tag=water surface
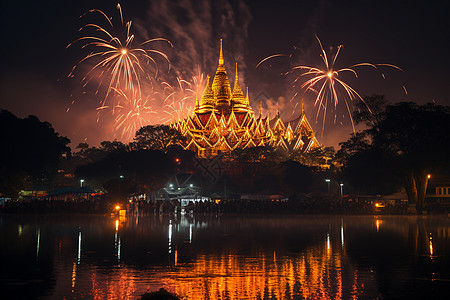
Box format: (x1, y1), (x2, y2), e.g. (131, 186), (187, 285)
(0, 214), (449, 299)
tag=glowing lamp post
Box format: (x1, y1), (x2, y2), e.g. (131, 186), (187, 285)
(80, 179), (85, 187)
(425, 174), (431, 198)
(325, 179), (331, 194)
(340, 183), (344, 198)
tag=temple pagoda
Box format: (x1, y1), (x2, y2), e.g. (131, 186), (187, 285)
(171, 40), (321, 158)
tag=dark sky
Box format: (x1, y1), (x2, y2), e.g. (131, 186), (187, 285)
(1, 0), (449, 148)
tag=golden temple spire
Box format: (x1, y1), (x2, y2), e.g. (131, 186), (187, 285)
(199, 75), (215, 112)
(259, 101), (263, 118)
(302, 100), (305, 114)
(231, 63), (247, 112)
(232, 63), (244, 96)
(245, 87), (249, 103)
(205, 75), (211, 88)
(203, 75), (213, 96)
(212, 39), (231, 110)
(219, 39), (224, 66)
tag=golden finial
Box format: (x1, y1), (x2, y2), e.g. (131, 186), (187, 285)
(219, 39), (224, 66)
(234, 62), (241, 91)
(259, 101), (263, 118)
(302, 100), (305, 114)
(245, 87), (249, 103)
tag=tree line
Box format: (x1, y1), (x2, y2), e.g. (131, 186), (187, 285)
(1, 96), (450, 214)
(338, 96), (450, 212)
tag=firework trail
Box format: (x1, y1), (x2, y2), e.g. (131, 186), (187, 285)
(160, 69), (205, 123)
(107, 87), (156, 141)
(257, 35), (402, 134)
(106, 68), (204, 138)
(68, 3), (172, 109)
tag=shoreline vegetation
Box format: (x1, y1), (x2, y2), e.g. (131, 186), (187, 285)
(1, 196), (447, 215)
(2, 100), (450, 216)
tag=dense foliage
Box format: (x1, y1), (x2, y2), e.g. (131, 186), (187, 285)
(131, 125), (186, 151)
(338, 96), (450, 212)
(0, 110), (70, 198)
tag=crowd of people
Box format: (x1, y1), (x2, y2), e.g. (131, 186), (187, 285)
(0, 198), (110, 214)
(183, 197), (410, 215)
(0, 195), (414, 215)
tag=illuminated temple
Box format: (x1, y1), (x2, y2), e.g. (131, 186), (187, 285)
(172, 40), (320, 158)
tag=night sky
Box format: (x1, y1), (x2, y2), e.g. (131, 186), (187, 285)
(1, 0), (448, 148)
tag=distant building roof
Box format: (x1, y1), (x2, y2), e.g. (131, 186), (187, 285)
(48, 186), (95, 196)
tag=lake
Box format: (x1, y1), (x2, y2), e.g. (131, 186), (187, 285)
(0, 214), (449, 299)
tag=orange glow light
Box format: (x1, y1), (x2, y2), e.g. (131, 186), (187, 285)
(77, 239), (361, 299)
(376, 219), (381, 232)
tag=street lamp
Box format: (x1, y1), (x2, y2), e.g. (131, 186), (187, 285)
(325, 179), (331, 193)
(80, 179), (85, 187)
(425, 174), (431, 198)
(340, 183), (344, 197)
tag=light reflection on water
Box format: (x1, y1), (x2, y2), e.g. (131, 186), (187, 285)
(164, 248), (360, 299)
(0, 214), (449, 299)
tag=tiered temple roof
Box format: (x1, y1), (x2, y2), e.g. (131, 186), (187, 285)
(172, 40), (321, 158)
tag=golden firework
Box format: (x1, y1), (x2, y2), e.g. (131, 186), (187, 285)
(68, 4), (172, 108)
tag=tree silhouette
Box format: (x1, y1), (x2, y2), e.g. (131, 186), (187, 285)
(0, 110), (70, 198)
(131, 125), (186, 151)
(339, 99), (450, 212)
(75, 149), (177, 197)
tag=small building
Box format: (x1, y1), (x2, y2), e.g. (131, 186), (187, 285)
(47, 186), (96, 201)
(18, 189), (48, 200)
(152, 173), (209, 207)
(426, 175), (450, 211)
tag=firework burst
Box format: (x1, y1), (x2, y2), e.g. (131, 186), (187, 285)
(258, 35), (402, 134)
(160, 70), (205, 123)
(68, 3), (172, 108)
(108, 87), (155, 141)
(290, 35), (402, 133)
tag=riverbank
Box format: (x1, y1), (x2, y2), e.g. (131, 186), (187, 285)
(1, 197), (448, 215)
